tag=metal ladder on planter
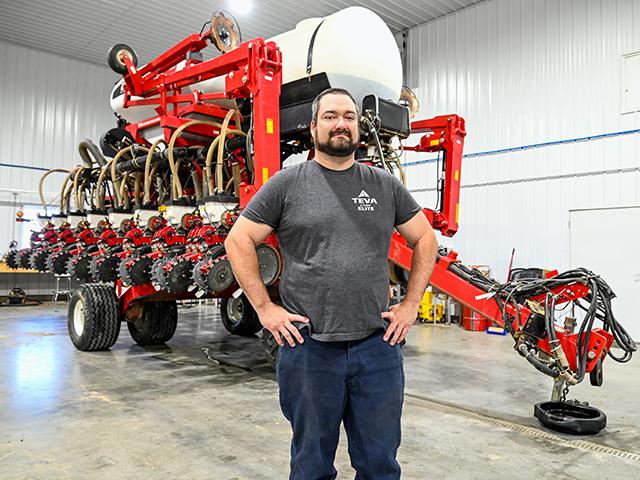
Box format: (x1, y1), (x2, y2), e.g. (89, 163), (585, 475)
(53, 274), (71, 301)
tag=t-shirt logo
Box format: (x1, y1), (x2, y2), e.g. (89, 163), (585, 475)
(352, 190), (378, 212)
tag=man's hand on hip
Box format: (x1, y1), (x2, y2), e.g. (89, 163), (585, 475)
(258, 303), (309, 348)
(382, 301), (419, 346)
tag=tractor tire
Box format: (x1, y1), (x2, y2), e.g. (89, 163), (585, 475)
(67, 283), (121, 351)
(220, 294), (262, 337)
(261, 329), (280, 368)
(127, 301), (178, 345)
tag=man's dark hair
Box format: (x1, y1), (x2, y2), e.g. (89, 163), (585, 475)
(311, 88), (360, 124)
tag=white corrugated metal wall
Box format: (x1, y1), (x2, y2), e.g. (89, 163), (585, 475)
(0, 40), (117, 251)
(402, 0), (640, 280)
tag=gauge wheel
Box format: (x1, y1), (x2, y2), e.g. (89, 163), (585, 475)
(107, 43), (138, 75)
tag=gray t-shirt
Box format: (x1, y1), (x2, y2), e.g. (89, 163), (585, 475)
(241, 160), (421, 342)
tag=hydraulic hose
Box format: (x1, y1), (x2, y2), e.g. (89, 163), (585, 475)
(516, 342), (558, 378)
(446, 262), (636, 382)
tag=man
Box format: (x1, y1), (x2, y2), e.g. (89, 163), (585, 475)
(225, 88), (437, 479)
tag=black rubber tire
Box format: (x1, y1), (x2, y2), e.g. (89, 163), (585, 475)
(220, 294), (262, 336)
(67, 283), (121, 351)
(261, 329), (280, 368)
(534, 401), (607, 435)
(127, 301), (178, 345)
(107, 43), (138, 75)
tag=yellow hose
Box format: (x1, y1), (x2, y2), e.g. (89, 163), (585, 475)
(38, 168), (70, 215)
(95, 158), (114, 210)
(73, 167), (87, 211)
(134, 172), (143, 208)
(167, 120), (222, 199)
(215, 109), (244, 193)
(118, 173), (131, 209)
(110, 145), (149, 208)
(143, 139), (166, 204)
(203, 136), (222, 196)
(191, 170), (203, 200)
(167, 112), (243, 199)
(110, 145), (134, 208)
(60, 166), (81, 214)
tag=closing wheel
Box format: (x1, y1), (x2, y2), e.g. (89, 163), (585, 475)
(220, 294), (262, 336)
(49, 251), (72, 274)
(91, 254), (120, 282)
(166, 260), (194, 293)
(209, 11), (241, 53)
(534, 401), (607, 435)
(29, 249), (49, 272)
(127, 301), (178, 345)
(107, 43), (138, 75)
(67, 283), (121, 351)
(67, 253), (93, 282)
(256, 244), (282, 286)
(151, 256), (171, 291)
(6, 250), (19, 269)
(18, 249), (33, 269)
(207, 257), (235, 292)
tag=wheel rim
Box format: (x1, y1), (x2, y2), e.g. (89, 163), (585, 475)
(73, 299), (85, 336)
(117, 50), (131, 66)
(226, 297), (244, 324)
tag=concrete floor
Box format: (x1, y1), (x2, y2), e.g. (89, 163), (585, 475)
(0, 302), (638, 479)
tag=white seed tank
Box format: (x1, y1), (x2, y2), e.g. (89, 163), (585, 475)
(111, 6), (402, 128)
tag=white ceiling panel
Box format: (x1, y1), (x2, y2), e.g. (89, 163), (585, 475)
(0, 0), (484, 67)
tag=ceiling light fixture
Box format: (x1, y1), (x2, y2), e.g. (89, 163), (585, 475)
(228, 0), (252, 16)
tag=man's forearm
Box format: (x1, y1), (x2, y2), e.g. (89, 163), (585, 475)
(225, 237), (272, 313)
(403, 234), (438, 308)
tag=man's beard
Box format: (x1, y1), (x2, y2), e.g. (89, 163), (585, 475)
(314, 129), (359, 157)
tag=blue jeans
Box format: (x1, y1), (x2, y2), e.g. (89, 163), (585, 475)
(276, 328), (404, 480)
